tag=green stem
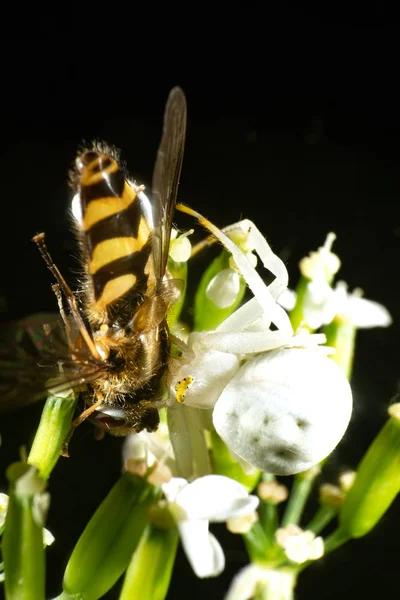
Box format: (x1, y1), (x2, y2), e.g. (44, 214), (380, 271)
(289, 277), (310, 332)
(324, 319), (356, 379)
(3, 464), (47, 600)
(259, 501), (279, 547)
(186, 407), (212, 477)
(28, 392), (78, 480)
(243, 521), (271, 563)
(119, 525), (179, 600)
(306, 505), (337, 534)
(323, 528), (350, 553)
(281, 471), (317, 527)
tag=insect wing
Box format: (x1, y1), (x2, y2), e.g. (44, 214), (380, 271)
(0, 313), (105, 411)
(152, 87), (187, 281)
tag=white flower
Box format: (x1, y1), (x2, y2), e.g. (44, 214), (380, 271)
(206, 268), (242, 309)
(224, 564), (296, 600)
(275, 524), (324, 564)
(0, 492), (55, 546)
(162, 475), (259, 578)
(293, 233), (392, 330)
(302, 280), (392, 330)
(43, 527), (55, 546)
(169, 228), (193, 262)
(333, 282), (392, 328)
(123, 423), (175, 485)
(299, 232), (341, 283)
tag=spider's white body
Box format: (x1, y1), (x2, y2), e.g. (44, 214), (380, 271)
(170, 217), (353, 475)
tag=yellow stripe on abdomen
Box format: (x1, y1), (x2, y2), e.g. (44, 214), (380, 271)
(83, 182), (137, 230)
(93, 274), (137, 311)
(89, 237), (137, 274)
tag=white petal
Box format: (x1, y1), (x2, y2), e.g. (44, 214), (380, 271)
(162, 477), (188, 503)
(206, 269), (241, 308)
(277, 288), (297, 311)
(169, 235), (192, 262)
(122, 432), (149, 464)
(224, 564), (264, 600)
(213, 347), (352, 475)
(0, 493), (9, 511)
(176, 475), (259, 522)
(303, 281), (338, 328)
(43, 528), (55, 546)
(344, 295), (392, 328)
(178, 519), (225, 578)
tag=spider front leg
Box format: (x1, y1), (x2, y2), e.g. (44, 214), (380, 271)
(176, 204), (292, 334)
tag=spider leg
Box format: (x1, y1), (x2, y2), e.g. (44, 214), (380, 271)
(176, 204), (292, 335)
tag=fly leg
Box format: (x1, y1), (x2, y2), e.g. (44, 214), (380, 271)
(33, 233), (102, 361)
(61, 395), (105, 456)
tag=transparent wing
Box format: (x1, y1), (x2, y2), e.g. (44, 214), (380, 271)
(0, 313), (106, 412)
(152, 87), (187, 281)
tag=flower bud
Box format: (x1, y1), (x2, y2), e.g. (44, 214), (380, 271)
(3, 464), (47, 600)
(257, 480), (288, 504)
(119, 524), (179, 600)
(62, 473), (159, 600)
(28, 391), (78, 479)
(319, 484), (345, 509)
(339, 404), (400, 538)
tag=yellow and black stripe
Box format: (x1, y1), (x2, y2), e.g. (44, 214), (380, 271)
(76, 150), (153, 321)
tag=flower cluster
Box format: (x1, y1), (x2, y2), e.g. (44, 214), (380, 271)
(0, 211), (394, 600)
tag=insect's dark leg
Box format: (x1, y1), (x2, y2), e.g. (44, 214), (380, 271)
(61, 396), (105, 456)
(33, 233), (101, 361)
(51, 283), (76, 353)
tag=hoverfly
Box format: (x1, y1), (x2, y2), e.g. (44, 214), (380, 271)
(0, 87), (187, 439)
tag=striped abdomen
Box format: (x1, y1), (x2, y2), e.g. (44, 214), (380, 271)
(75, 150), (155, 325)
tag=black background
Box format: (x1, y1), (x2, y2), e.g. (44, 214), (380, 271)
(1, 17), (400, 600)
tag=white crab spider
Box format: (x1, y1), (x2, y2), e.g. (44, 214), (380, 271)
(171, 205), (352, 476)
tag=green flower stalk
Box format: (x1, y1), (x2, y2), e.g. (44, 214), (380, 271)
(289, 276), (310, 332)
(2, 463), (48, 600)
(60, 473), (160, 600)
(119, 524), (179, 600)
(324, 319), (356, 379)
(306, 483), (345, 534)
(257, 477), (288, 550)
(338, 403), (400, 540)
(28, 391), (78, 480)
(281, 466), (321, 527)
